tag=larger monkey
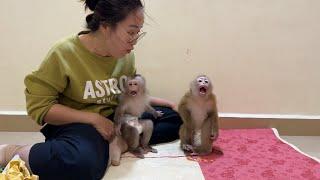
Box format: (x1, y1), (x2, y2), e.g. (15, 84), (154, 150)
(178, 75), (221, 155)
(110, 74), (162, 165)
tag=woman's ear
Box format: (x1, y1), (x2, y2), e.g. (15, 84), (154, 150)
(100, 23), (108, 33)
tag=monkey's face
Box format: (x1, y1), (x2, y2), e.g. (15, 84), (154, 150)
(126, 76), (145, 97)
(191, 76), (212, 97)
(127, 80), (139, 96)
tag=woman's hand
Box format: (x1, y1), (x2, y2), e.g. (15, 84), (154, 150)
(170, 102), (178, 112)
(166, 101), (178, 112)
(89, 113), (115, 141)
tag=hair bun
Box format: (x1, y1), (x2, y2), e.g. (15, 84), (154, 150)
(83, 0), (100, 11)
(85, 13), (94, 24)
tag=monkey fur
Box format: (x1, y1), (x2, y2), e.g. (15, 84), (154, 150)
(178, 75), (222, 155)
(109, 75), (162, 166)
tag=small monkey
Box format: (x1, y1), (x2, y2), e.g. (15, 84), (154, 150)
(110, 75), (162, 165)
(178, 75), (222, 155)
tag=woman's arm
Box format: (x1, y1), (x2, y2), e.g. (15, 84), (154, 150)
(44, 104), (98, 125)
(44, 104), (114, 141)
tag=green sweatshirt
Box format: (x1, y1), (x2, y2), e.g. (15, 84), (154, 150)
(25, 33), (136, 125)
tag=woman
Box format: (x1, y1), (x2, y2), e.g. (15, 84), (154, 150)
(0, 0), (182, 179)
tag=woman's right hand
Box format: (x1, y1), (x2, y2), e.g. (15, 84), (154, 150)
(89, 113), (115, 141)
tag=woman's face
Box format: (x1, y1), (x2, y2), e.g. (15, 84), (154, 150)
(104, 8), (145, 58)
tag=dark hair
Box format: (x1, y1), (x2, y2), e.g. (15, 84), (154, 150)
(83, 0), (144, 31)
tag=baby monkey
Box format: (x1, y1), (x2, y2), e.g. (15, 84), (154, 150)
(178, 75), (222, 155)
(110, 74), (162, 165)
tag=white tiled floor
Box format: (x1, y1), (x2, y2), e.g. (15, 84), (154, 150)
(104, 142), (204, 180)
(280, 136), (320, 159)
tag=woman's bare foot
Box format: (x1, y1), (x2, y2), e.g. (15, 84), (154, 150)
(0, 144), (22, 167)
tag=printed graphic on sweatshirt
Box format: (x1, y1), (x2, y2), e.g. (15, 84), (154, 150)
(83, 75), (127, 104)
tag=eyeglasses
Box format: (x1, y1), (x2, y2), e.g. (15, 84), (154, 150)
(115, 24), (147, 45)
(128, 31), (147, 45)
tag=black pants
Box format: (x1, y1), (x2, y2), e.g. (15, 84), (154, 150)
(29, 106), (182, 180)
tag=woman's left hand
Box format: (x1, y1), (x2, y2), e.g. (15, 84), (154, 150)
(169, 102), (178, 112)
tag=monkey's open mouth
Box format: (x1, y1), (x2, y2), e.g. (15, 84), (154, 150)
(199, 86), (207, 95)
(130, 91), (137, 96)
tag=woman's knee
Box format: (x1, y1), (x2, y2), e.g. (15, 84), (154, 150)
(161, 108), (183, 127)
(30, 123), (110, 179)
(58, 124), (109, 170)
(64, 142), (109, 179)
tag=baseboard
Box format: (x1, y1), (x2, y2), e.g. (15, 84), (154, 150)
(0, 111), (319, 135)
(0, 114), (40, 132)
(220, 114), (320, 136)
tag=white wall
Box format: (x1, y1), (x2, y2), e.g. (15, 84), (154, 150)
(1, 0), (319, 115)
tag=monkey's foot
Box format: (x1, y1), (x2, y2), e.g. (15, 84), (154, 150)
(143, 146), (157, 154)
(185, 151), (199, 156)
(187, 149), (211, 156)
(210, 133), (218, 141)
(132, 152), (144, 159)
(212, 146), (223, 155)
(210, 135), (215, 140)
(181, 144), (194, 153)
(131, 148), (145, 159)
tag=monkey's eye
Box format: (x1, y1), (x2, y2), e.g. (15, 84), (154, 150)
(205, 80), (208, 83)
(198, 80), (202, 83)
(128, 83), (132, 86)
(134, 83), (138, 86)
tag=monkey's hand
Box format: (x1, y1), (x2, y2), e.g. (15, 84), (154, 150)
(155, 111), (164, 118)
(115, 125), (122, 136)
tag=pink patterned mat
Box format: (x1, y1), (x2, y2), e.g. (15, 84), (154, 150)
(196, 129), (320, 180)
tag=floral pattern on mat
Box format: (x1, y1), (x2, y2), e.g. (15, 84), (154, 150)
(197, 129), (320, 180)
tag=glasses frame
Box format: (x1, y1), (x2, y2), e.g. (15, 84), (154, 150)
(128, 31), (147, 45)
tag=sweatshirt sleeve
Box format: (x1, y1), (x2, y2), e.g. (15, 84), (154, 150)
(24, 51), (68, 125)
